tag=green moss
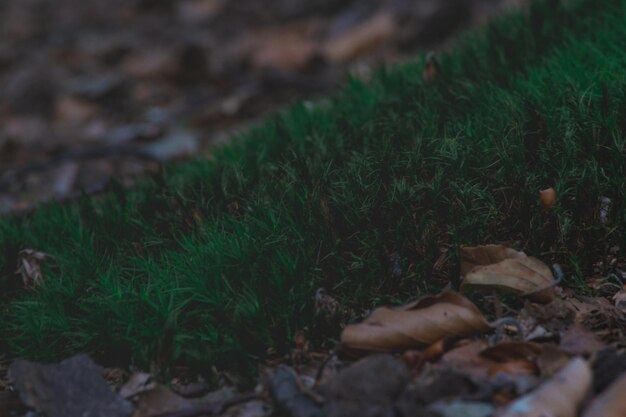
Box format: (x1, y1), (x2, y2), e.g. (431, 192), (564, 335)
(1, 0), (625, 374)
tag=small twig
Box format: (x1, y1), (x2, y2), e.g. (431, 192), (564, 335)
(152, 392), (263, 417)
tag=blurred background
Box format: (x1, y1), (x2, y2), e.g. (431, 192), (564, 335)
(0, 0), (521, 214)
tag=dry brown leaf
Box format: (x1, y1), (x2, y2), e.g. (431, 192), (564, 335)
(440, 340), (492, 378)
(481, 341), (571, 378)
(559, 324), (605, 356)
(460, 245), (527, 276)
(582, 371), (626, 417)
(341, 291), (490, 353)
(539, 188), (557, 209)
(462, 255), (556, 304)
(488, 360), (538, 378)
(323, 11), (395, 63)
(481, 342), (543, 361)
(499, 357), (591, 417)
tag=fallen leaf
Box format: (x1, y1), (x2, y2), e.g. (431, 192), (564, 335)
(462, 254), (556, 303)
(341, 291), (490, 353)
(323, 11), (395, 63)
(16, 249), (52, 288)
(499, 357), (591, 417)
(119, 372), (155, 398)
(440, 340), (491, 378)
(460, 245), (527, 276)
(582, 371), (626, 417)
(482, 341), (571, 378)
(568, 296), (626, 329)
(539, 188), (557, 209)
(559, 324), (605, 356)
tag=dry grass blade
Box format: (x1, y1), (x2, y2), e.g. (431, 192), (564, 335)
(341, 291), (490, 353)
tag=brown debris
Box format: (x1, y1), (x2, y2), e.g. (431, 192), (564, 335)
(323, 11), (395, 63)
(15, 249), (52, 288)
(341, 291), (490, 353)
(461, 245), (556, 303)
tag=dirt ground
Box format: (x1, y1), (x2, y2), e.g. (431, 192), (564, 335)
(0, 0), (519, 214)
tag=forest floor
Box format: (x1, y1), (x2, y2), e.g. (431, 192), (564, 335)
(0, 0), (516, 214)
(1, 0), (626, 416)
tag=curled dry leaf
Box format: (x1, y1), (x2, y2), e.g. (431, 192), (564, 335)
(499, 357), (591, 417)
(482, 341), (571, 378)
(460, 245), (555, 304)
(460, 245), (527, 276)
(582, 371), (626, 417)
(16, 249), (52, 288)
(539, 188), (557, 209)
(341, 291), (490, 353)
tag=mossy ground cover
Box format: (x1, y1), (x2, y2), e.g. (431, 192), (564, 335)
(1, 0), (625, 376)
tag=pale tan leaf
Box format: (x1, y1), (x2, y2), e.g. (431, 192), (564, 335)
(499, 357), (591, 417)
(462, 256), (556, 303)
(582, 371), (626, 417)
(460, 244), (527, 276)
(341, 291), (490, 353)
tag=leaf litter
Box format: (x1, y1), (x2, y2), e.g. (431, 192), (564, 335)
(4, 243), (626, 417)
